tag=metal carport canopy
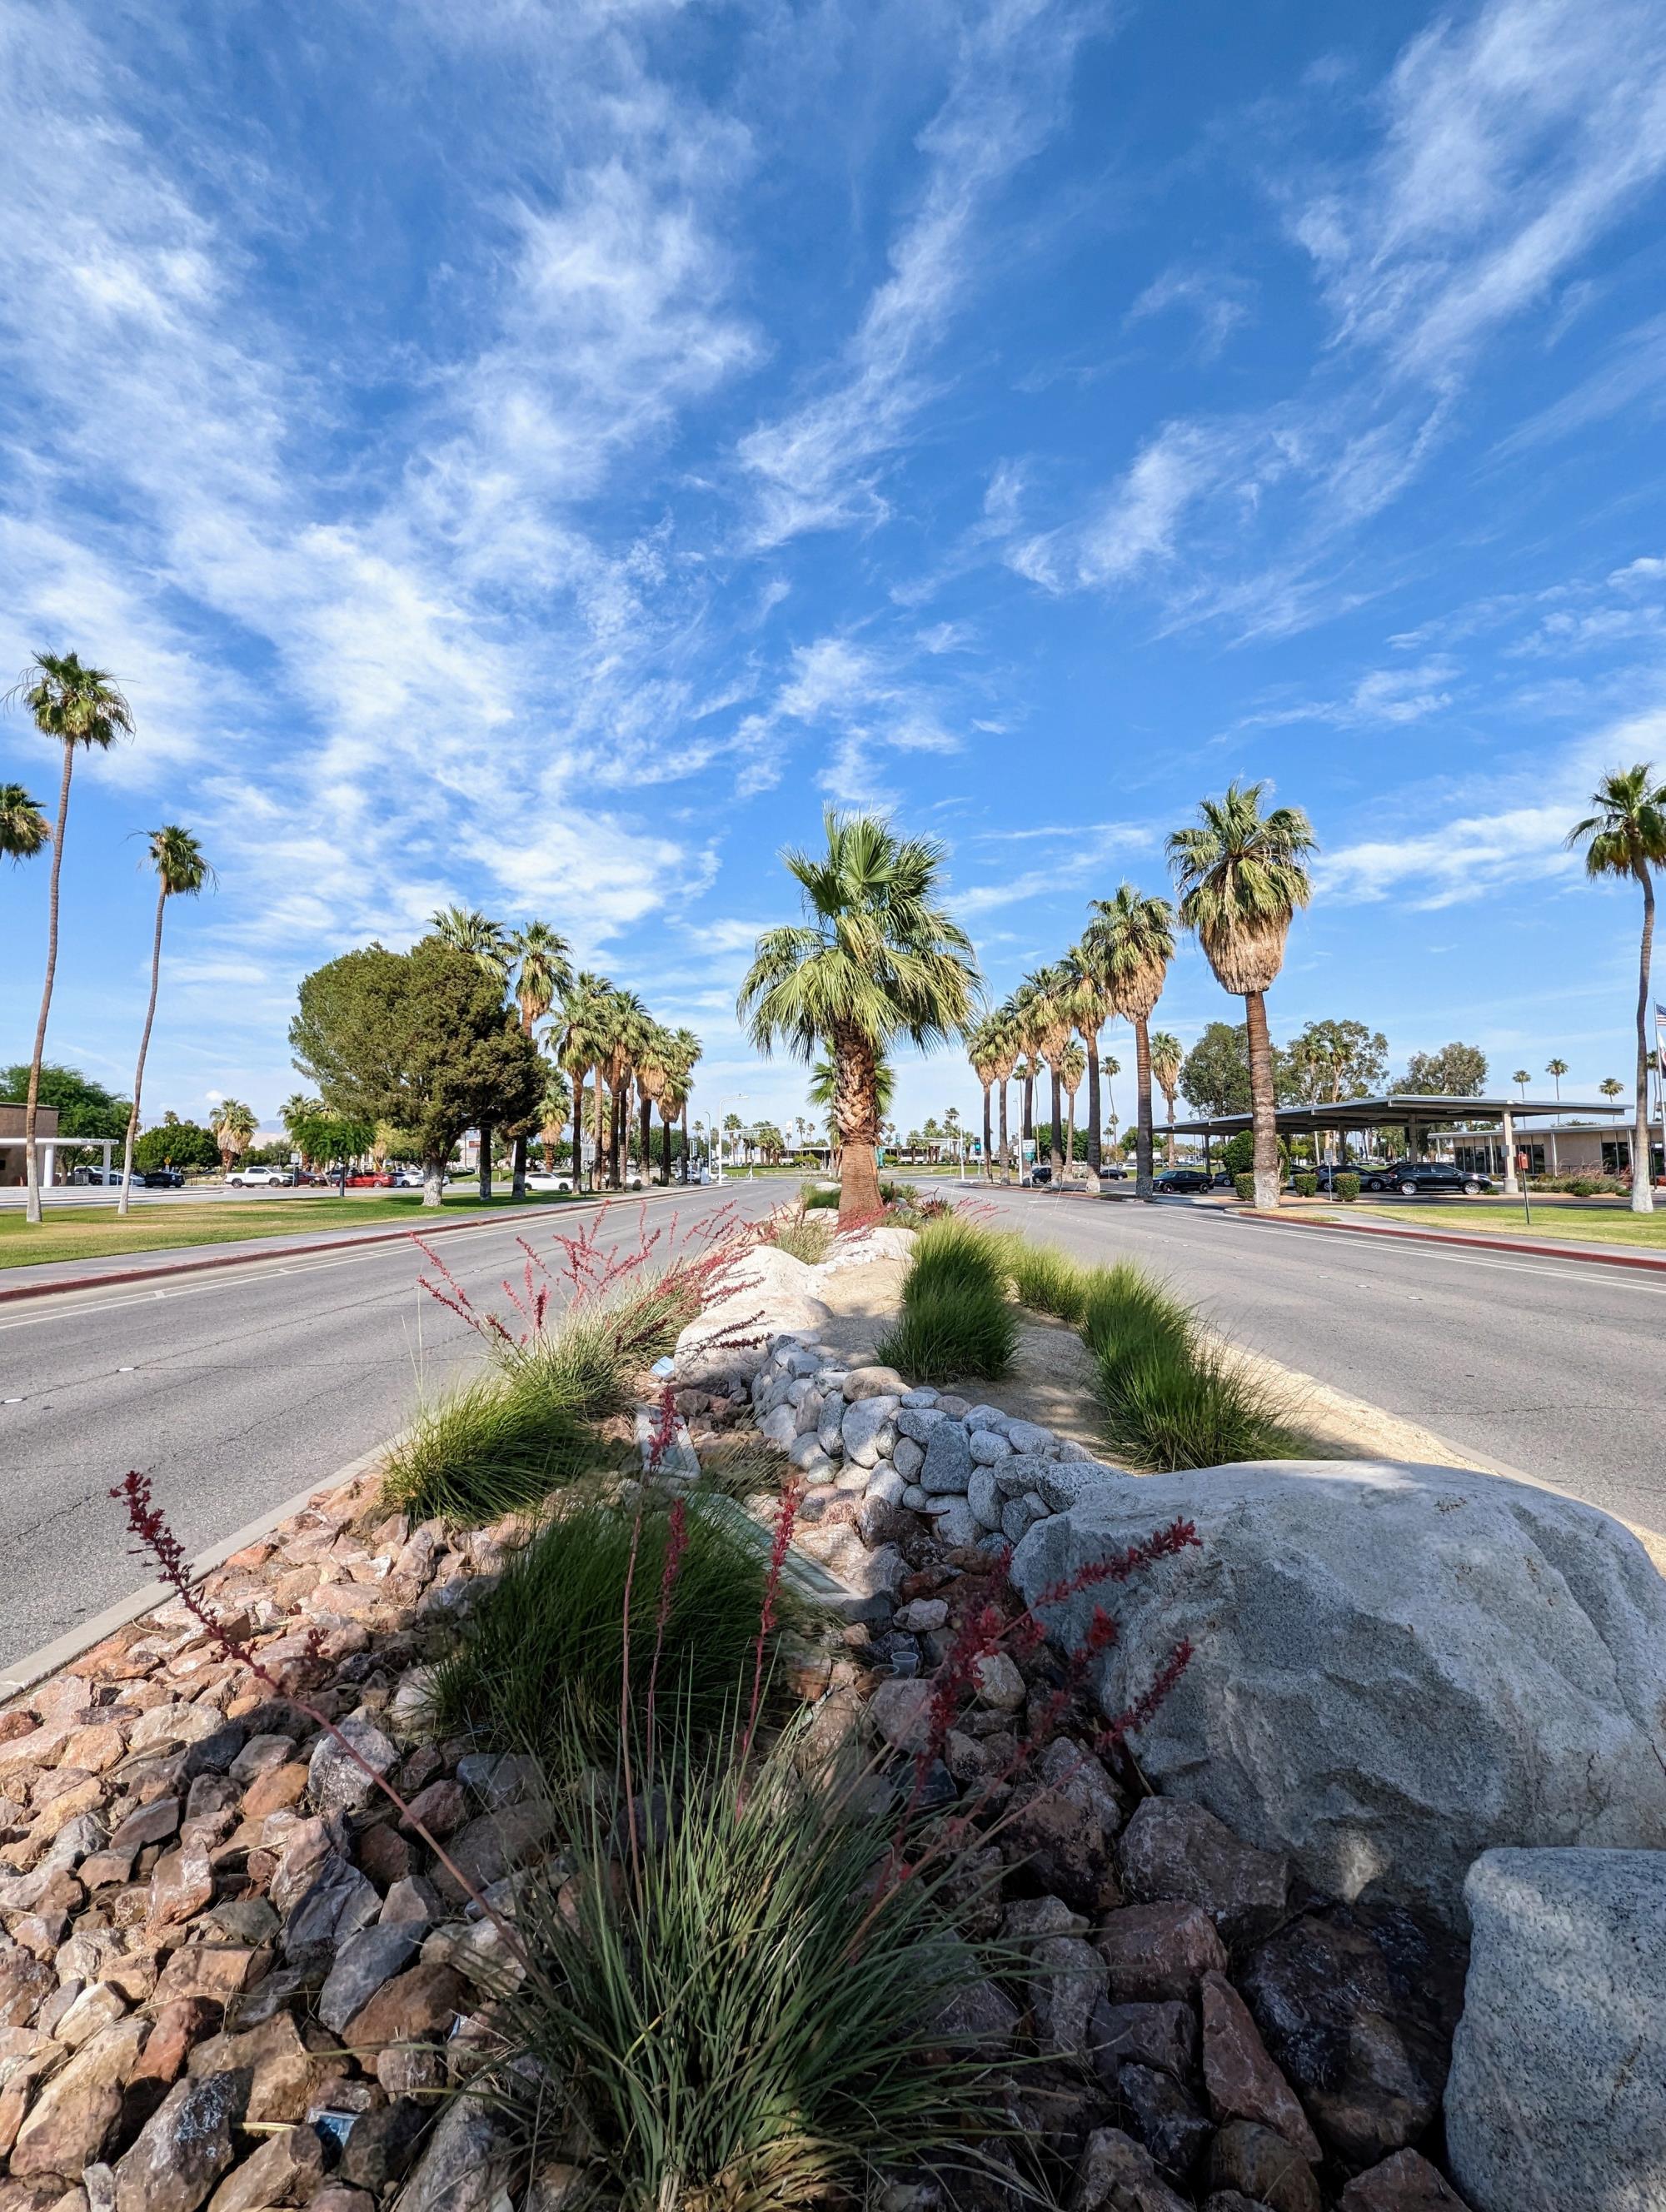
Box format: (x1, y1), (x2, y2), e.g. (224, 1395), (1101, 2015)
(1165, 1094), (1627, 1138)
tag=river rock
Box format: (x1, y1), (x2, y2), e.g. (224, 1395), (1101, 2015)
(1445, 1846), (1666, 2212)
(841, 1397), (899, 1468)
(1012, 1459), (1666, 1922)
(920, 1421), (973, 1494)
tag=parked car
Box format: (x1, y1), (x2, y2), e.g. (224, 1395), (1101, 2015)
(392, 1168), (426, 1188)
(1153, 1167), (1215, 1194)
(1094, 1161), (1129, 1180)
(1360, 1161), (1492, 1198)
(524, 1171), (574, 1192)
(345, 1170), (395, 1188)
(67, 1164), (124, 1185)
(135, 1167), (185, 1189)
(227, 1164), (295, 1187)
(1027, 1163), (1053, 1186)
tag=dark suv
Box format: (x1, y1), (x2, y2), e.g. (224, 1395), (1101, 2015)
(1362, 1161), (1492, 1198)
(1154, 1167), (1214, 1193)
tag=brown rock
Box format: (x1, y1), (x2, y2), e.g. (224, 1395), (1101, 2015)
(399, 1779), (466, 1841)
(10, 2018), (148, 2178)
(1117, 1799), (1292, 1945)
(345, 1960), (467, 2052)
(1098, 1902), (1228, 2001)
(1201, 1972), (1322, 2161)
(1338, 2150), (1475, 2210)
(79, 1852), (135, 1891)
(1071, 2125), (1191, 2212)
(1237, 1903), (1464, 2169)
(204, 2120), (323, 2212)
(1004, 1741), (1126, 1916)
(148, 1842), (213, 1927)
(112, 2066), (249, 2212)
(1090, 1998), (1197, 2084)
(57, 1726), (127, 1776)
(355, 1822), (412, 1888)
(107, 1800), (181, 1855)
(338, 2098), (427, 2190)
(431, 1801), (554, 1901)
(187, 2014), (313, 2125)
(132, 2000), (218, 2089)
(152, 1944), (265, 2008)
(1206, 2121), (1322, 2212)
(305, 2194), (375, 2212)
(238, 1765), (307, 1822)
(0, 1950), (55, 2027)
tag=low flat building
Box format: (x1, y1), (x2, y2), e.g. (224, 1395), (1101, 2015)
(0, 1104), (62, 1188)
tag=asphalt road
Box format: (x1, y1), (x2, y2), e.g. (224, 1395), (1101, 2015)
(970, 1188), (1665, 1537)
(0, 1183), (779, 1672)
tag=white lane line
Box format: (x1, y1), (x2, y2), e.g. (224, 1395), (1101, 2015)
(1228, 1218), (1666, 1296)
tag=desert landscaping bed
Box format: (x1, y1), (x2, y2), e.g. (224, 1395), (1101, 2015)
(0, 1201), (1662, 2212)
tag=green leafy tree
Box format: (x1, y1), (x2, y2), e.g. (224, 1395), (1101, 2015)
(1178, 1021), (1255, 1118)
(1403, 1044), (1489, 1097)
(117, 827), (213, 1214)
(290, 937), (541, 1205)
(1, 784), (49, 864)
(1170, 782), (1315, 1211)
(132, 1120), (219, 1173)
(1, 1062), (131, 1140)
(6, 652), (135, 1221)
(1568, 764), (1666, 1213)
(1284, 1019), (1389, 1105)
(430, 905), (513, 1196)
(1082, 884), (1176, 1198)
(741, 812), (979, 1223)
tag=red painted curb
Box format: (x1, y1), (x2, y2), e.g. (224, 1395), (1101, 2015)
(1236, 1206), (1666, 1274)
(0, 1198), (583, 1306)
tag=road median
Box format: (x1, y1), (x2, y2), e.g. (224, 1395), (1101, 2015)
(1235, 1203), (1666, 1273)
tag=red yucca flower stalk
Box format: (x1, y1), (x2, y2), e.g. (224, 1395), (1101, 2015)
(111, 1471), (525, 1964)
(736, 1478), (803, 1806)
(643, 1495), (689, 1776)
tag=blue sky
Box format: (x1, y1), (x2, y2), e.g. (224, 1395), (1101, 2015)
(3, 0), (1666, 1142)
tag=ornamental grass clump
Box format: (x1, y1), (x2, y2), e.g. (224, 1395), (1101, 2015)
(998, 1232), (1092, 1323)
(764, 1202), (834, 1264)
(380, 1366), (609, 1524)
(876, 1213), (1017, 1382)
(427, 1491), (805, 1771)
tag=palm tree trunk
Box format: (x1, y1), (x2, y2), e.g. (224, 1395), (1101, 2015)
(835, 1029), (882, 1226)
(511, 1130), (528, 1200)
(23, 744), (74, 1227)
(1634, 865), (1657, 1213)
(1022, 1071), (1034, 1143)
(998, 1079), (1010, 1183)
(606, 1083), (621, 1189)
(477, 1121), (493, 1203)
(981, 1081), (993, 1181)
(681, 1101), (690, 1183)
(1085, 1027), (1102, 1174)
(117, 884), (167, 1218)
(639, 1093), (653, 1181)
(1049, 1066), (1064, 1176)
(1245, 989), (1280, 1209)
(1162, 1093), (1177, 1166)
(592, 1072), (606, 1193)
(661, 1110), (672, 1188)
(1065, 1089), (1077, 1176)
(1134, 1015), (1154, 1198)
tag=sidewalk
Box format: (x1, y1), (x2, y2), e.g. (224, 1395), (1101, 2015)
(1238, 1203), (1666, 1274)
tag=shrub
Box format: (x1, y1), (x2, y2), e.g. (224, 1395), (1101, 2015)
(876, 1215), (1017, 1382)
(801, 1181), (841, 1210)
(380, 1366), (606, 1522)
(1233, 1172), (1256, 1203)
(1334, 1171), (1360, 1203)
(1568, 1177), (1599, 1197)
(999, 1233), (1091, 1323)
(426, 1492), (801, 1766)
(1294, 1172), (1319, 1198)
(486, 1712), (1015, 2211)
(766, 1203), (834, 1264)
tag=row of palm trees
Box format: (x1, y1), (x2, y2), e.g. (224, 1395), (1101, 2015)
(426, 907), (703, 1197)
(2, 652), (213, 1223)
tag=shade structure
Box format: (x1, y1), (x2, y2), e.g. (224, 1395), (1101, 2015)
(1165, 1094), (1625, 1139)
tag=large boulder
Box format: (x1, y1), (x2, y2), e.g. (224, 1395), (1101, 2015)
(1445, 1846), (1666, 2212)
(1011, 1460), (1666, 1923)
(674, 1291), (831, 1389)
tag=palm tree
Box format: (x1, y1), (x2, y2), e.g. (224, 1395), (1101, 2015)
(7, 653), (135, 1223)
(983, 1006), (1020, 1182)
(1544, 1056), (1569, 1175)
(1065, 943), (1117, 1173)
(740, 810), (980, 1223)
(599, 989), (650, 1188)
(1568, 765), (1666, 1213)
(430, 906), (511, 1197)
(668, 1029), (702, 1183)
(1020, 964), (1075, 1177)
(1100, 1054), (1121, 1148)
(1169, 783), (1316, 1211)
(1, 784), (49, 864)
(209, 1099), (257, 1171)
(552, 971), (614, 1193)
(117, 828), (213, 1217)
(1512, 1069), (1531, 1101)
(1150, 1031), (1183, 1166)
(1060, 1037), (1086, 1173)
(1083, 884), (1176, 1199)
(536, 1063), (571, 1172)
(506, 923), (572, 1197)
(1600, 1076), (1624, 1103)
(634, 1023), (674, 1183)
(966, 1019), (1000, 1180)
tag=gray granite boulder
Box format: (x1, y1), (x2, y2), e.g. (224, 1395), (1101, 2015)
(1013, 1460), (1666, 1924)
(920, 1420), (973, 1494)
(1446, 1846), (1666, 2212)
(841, 1395), (898, 1467)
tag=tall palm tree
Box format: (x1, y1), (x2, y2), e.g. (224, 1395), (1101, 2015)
(1008, 977), (1045, 1152)
(739, 810), (980, 1223)
(1, 784), (49, 864)
(505, 922), (572, 1197)
(1600, 1076), (1624, 1103)
(1100, 1054), (1121, 1147)
(668, 1028), (702, 1183)
(634, 1023), (674, 1183)
(1060, 1037), (1086, 1174)
(536, 1063), (571, 1172)
(1568, 765), (1666, 1213)
(1083, 884), (1176, 1199)
(209, 1099), (257, 1170)
(7, 653), (135, 1223)
(1170, 784), (1315, 1211)
(1150, 1031), (1183, 1166)
(552, 971), (614, 1193)
(1066, 941), (1117, 1173)
(1512, 1069), (1531, 1101)
(117, 828), (213, 1217)
(984, 1005), (1020, 1182)
(601, 989), (650, 1189)
(1544, 1055), (1569, 1175)
(965, 1019), (1000, 1181)
(1020, 964), (1075, 1177)
(430, 905), (511, 1198)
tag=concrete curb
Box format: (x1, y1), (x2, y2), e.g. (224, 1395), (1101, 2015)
(1235, 1205), (1666, 1275)
(0, 1437), (396, 1705)
(0, 1186), (694, 1306)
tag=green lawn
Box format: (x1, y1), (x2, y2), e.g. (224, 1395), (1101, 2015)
(1319, 1198), (1666, 1249)
(0, 1188), (581, 1273)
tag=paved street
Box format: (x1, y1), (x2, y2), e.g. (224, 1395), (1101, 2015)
(0, 1183), (778, 1671)
(970, 1188), (1665, 1538)
(3, 1176), (1659, 1673)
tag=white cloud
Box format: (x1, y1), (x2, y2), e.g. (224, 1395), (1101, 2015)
(1124, 265), (1255, 361)
(956, 821), (1157, 916)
